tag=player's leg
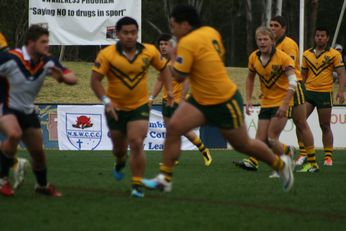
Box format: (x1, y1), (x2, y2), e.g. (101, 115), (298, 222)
(221, 123), (294, 192)
(127, 119), (148, 198)
(184, 130), (212, 166)
(233, 119), (269, 171)
(0, 114), (22, 196)
(105, 109), (128, 180)
(126, 103), (150, 198)
(317, 107), (333, 166)
(296, 93), (320, 172)
(109, 129), (128, 181)
(267, 115), (289, 155)
(147, 101), (206, 192)
(22, 127), (61, 197)
(293, 103), (318, 168)
(162, 115), (179, 166)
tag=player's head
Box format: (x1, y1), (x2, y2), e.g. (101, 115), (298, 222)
(314, 26), (329, 48)
(115, 16), (138, 49)
(270, 15), (287, 39)
(25, 24), (50, 56)
(169, 4), (202, 39)
(255, 26), (275, 54)
(157, 33), (172, 55)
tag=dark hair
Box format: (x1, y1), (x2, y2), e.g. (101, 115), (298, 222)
(170, 4), (202, 28)
(270, 15), (287, 28)
(25, 25), (49, 45)
(315, 26), (329, 37)
(116, 16), (138, 31)
(157, 33), (172, 46)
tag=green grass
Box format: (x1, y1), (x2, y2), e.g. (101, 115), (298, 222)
(1, 150), (346, 231)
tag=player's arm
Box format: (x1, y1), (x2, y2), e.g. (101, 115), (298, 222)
(50, 66), (77, 85)
(301, 54), (308, 83)
(149, 77), (163, 106)
(245, 71), (256, 115)
(180, 78), (190, 102)
(167, 45), (189, 83)
(335, 67), (345, 104)
(158, 66), (174, 106)
(301, 68), (308, 83)
(91, 70), (118, 120)
(276, 67), (296, 118)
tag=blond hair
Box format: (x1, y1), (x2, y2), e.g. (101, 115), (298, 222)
(255, 26), (275, 41)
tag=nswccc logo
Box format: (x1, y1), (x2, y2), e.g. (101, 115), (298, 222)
(66, 113), (102, 150)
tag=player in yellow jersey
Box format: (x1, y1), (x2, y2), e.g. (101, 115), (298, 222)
(234, 27), (296, 178)
(91, 17), (173, 198)
(234, 16), (318, 172)
(0, 32), (30, 189)
(142, 5), (294, 193)
(149, 33), (212, 167)
(301, 26), (345, 168)
(0, 32), (9, 52)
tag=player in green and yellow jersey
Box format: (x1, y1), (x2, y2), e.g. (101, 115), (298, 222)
(301, 26), (345, 169)
(149, 33), (212, 167)
(91, 17), (173, 198)
(0, 32), (9, 52)
(234, 27), (296, 178)
(234, 16), (318, 173)
(142, 5), (294, 193)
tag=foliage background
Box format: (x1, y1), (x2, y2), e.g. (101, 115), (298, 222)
(1, 0), (345, 67)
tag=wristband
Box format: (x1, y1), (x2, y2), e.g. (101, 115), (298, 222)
(101, 96), (111, 105)
(149, 95), (155, 101)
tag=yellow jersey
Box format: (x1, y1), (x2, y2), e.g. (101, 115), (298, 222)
(248, 48), (295, 108)
(173, 26), (237, 105)
(162, 79), (183, 103)
(92, 42), (168, 111)
(302, 47), (345, 92)
(0, 32), (9, 51)
(276, 35), (302, 81)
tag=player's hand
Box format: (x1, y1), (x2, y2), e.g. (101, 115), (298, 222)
(336, 91), (345, 104)
(245, 102), (253, 115)
(105, 103), (119, 121)
(50, 66), (64, 82)
(276, 103), (288, 118)
(148, 96), (154, 108)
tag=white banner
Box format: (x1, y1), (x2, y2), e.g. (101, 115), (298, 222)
(57, 105), (198, 151)
(29, 0), (141, 45)
(241, 106), (346, 148)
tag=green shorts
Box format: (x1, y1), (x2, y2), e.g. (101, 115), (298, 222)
(187, 90), (244, 129)
(293, 81), (305, 107)
(304, 90), (333, 109)
(106, 103), (150, 132)
(162, 100), (179, 118)
(258, 106), (292, 120)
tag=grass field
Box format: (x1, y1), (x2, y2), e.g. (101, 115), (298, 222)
(36, 61), (346, 106)
(36, 62), (253, 104)
(1, 150), (346, 231)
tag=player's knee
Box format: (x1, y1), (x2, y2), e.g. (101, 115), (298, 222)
(319, 123), (331, 132)
(166, 121), (184, 136)
(128, 137), (144, 150)
(7, 130), (22, 142)
(267, 137), (277, 148)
